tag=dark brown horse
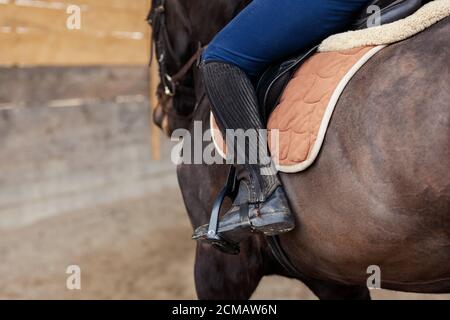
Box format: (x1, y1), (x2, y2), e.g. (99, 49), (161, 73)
(149, 0), (450, 299)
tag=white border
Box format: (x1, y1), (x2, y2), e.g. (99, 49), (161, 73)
(319, 0), (450, 52)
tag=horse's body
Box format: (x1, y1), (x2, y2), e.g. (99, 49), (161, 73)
(281, 19), (450, 293)
(151, 0), (450, 299)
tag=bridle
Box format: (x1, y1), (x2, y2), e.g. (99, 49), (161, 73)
(148, 0), (204, 102)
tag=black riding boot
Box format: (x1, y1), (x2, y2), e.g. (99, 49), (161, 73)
(192, 61), (295, 245)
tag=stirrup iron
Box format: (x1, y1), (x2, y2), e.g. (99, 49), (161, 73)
(203, 166), (240, 255)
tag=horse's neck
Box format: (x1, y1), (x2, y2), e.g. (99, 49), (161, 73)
(185, 0), (251, 45)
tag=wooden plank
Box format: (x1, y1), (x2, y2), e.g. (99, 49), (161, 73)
(0, 0), (151, 65)
(0, 66), (149, 108)
(0, 97), (176, 230)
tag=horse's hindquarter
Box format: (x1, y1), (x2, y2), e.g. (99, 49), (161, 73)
(281, 18), (450, 292)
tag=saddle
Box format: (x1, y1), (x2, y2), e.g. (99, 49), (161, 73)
(207, 0), (444, 255)
(255, 0), (426, 123)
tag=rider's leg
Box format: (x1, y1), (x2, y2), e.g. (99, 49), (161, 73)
(195, 0), (371, 240)
(197, 61), (295, 239)
(203, 0), (371, 77)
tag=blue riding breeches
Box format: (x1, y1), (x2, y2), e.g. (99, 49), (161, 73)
(202, 0), (372, 77)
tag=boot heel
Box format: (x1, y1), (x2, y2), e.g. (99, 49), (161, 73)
(252, 211), (296, 236)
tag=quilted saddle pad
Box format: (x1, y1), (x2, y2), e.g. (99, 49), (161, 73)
(211, 45), (385, 173)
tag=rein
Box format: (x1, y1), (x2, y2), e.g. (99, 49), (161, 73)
(149, 0), (205, 98)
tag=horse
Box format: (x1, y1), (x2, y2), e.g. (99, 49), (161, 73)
(148, 0), (450, 299)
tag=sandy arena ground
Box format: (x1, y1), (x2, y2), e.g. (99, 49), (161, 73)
(1, 176), (448, 300)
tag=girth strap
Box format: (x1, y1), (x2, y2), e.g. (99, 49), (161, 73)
(266, 235), (304, 279)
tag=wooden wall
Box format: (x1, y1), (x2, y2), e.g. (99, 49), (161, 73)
(0, 0), (151, 65)
(0, 0), (162, 157)
(0, 1), (169, 228)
